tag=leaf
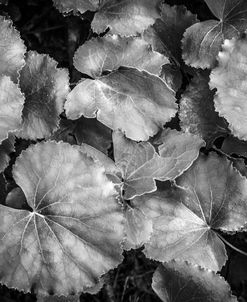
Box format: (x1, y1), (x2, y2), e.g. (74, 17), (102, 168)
(133, 153), (247, 270)
(91, 0), (161, 36)
(52, 117), (112, 154)
(0, 76), (24, 144)
(123, 204), (152, 250)
(52, 0), (99, 14)
(113, 129), (204, 199)
(73, 35), (168, 78)
(152, 261), (237, 302)
(0, 134), (15, 173)
(210, 38), (247, 141)
(182, 0), (247, 69)
(65, 67), (177, 141)
(221, 136), (247, 157)
(37, 294), (80, 302)
(144, 3), (197, 64)
(179, 71), (229, 147)
(18, 51), (70, 140)
(0, 141), (124, 295)
(160, 64), (182, 92)
(0, 16), (26, 80)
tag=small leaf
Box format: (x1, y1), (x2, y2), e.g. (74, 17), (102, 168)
(0, 76), (24, 144)
(152, 261), (237, 302)
(0, 141), (124, 295)
(133, 153), (247, 270)
(65, 67), (177, 141)
(113, 129), (204, 199)
(91, 0), (161, 36)
(182, 0), (247, 68)
(144, 3), (197, 64)
(18, 51), (70, 140)
(160, 64), (182, 92)
(52, 117), (112, 154)
(210, 38), (247, 140)
(0, 134), (15, 173)
(52, 0), (99, 14)
(0, 16), (26, 80)
(179, 71), (229, 147)
(74, 35), (168, 78)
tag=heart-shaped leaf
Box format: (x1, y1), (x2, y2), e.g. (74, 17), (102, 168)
(0, 141), (124, 295)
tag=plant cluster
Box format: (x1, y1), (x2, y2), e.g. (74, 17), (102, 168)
(1, 0), (247, 301)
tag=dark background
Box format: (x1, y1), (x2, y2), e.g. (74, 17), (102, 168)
(0, 0), (247, 301)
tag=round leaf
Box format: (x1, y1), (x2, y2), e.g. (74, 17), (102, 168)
(18, 51), (70, 140)
(0, 141), (124, 295)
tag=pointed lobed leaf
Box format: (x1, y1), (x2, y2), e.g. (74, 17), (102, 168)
(182, 0), (247, 69)
(0, 16), (26, 80)
(144, 3), (197, 64)
(133, 153), (247, 270)
(0, 76), (24, 144)
(179, 71), (229, 147)
(113, 129), (204, 199)
(65, 67), (177, 141)
(152, 261), (237, 302)
(74, 35), (168, 78)
(91, 0), (161, 36)
(0, 141), (124, 295)
(52, 0), (99, 14)
(210, 38), (247, 140)
(18, 51), (70, 140)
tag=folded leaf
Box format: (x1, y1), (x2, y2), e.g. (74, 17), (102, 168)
(144, 3), (197, 64)
(0, 141), (124, 295)
(210, 38), (247, 140)
(113, 129), (204, 199)
(74, 35), (168, 78)
(182, 0), (247, 68)
(18, 51), (70, 140)
(91, 0), (161, 36)
(0, 76), (24, 143)
(133, 153), (247, 270)
(0, 16), (26, 80)
(179, 71), (229, 147)
(152, 261), (237, 302)
(65, 67), (177, 141)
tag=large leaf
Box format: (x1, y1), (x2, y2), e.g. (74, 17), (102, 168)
(210, 38), (247, 140)
(133, 153), (247, 271)
(0, 16), (26, 80)
(179, 71), (229, 147)
(182, 0), (247, 68)
(18, 51), (70, 140)
(52, 0), (99, 14)
(65, 67), (177, 141)
(152, 261), (237, 302)
(0, 76), (24, 144)
(91, 0), (161, 36)
(144, 3), (197, 64)
(113, 129), (204, 199)
(73, 35), (168, 78)
(0, 141), (124, 295)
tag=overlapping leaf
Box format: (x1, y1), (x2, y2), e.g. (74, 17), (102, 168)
(152, 261), (237, 302)
(179, 71), (229, 147)
(222, 136), (247, 157)
(65, 67), (177, 141)
(0, 134), (15, 173)
(144, 3), (197, 64)
(0, 16), (26, 80)
(210, 38), (247, 140)
(52, 0), (99, 14)
(18, 51), (70, 140)
(182, 0), (247, 69)
(113, 129), (204, 199)
(73, 35), (168, 78)
(0, 76), (24, 144)
(0, 141), (124, 295)
(133, 153), (247, 271)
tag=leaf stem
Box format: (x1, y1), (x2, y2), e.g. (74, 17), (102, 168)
(217, 233), (247, 257)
